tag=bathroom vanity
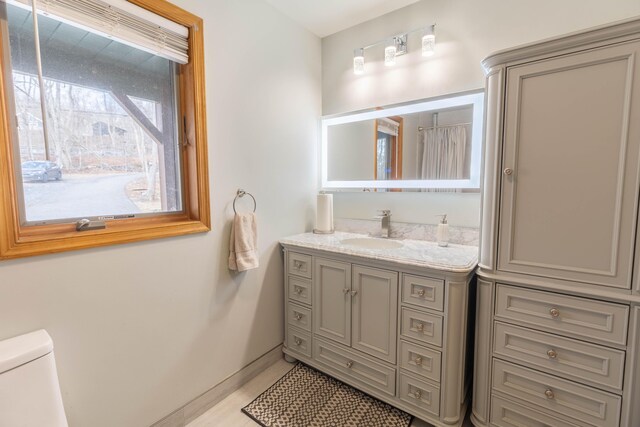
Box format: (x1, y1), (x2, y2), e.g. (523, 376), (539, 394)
(280, 232), (478, 427)
(473, 17), (640, 427)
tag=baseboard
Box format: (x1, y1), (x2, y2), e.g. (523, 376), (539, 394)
(151, 344), (284, 427)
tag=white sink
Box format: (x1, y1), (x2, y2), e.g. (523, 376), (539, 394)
(340, 237), (404, 250)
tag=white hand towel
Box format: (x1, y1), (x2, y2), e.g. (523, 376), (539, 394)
(228, 212), (259, 272)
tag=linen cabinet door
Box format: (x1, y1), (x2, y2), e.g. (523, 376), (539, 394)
(351, 265), (398, 363)
(314, 258), (351, 346)
(498, 41), (640, 289)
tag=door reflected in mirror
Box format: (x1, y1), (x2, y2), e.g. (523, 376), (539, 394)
(322, 91), (484, 191)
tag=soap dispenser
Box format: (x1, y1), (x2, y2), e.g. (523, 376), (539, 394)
(437, 214), (449, 247)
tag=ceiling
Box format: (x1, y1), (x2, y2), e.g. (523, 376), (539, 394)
(264, 0), (421, 38)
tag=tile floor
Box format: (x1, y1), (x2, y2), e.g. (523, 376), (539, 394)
(188, 358), (473, 427)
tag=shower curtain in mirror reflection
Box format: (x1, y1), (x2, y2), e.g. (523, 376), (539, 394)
(419, 126), (467, 192)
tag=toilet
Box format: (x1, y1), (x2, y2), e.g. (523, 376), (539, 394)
(0, 330), (68, 427)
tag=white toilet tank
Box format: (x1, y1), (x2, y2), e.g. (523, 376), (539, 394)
(0, 330), (68, 427)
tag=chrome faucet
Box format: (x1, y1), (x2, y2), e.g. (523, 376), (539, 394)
(376, 210), (392, 238)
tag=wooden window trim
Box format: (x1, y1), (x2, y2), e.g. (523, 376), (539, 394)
(373, 116), (403, 192)
(0, 0), (210, 260)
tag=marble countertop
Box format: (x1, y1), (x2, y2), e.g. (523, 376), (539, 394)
(280, 232), (478, 273)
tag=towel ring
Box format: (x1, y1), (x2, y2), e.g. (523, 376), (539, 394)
(233, 189), (257, 214)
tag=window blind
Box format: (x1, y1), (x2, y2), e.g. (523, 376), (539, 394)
(6, 0), (189, 64)
(378, 118), (400, 136)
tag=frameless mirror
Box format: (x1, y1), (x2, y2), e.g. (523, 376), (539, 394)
(321, 90), (484, 190)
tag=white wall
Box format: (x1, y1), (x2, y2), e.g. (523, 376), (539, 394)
(323, 0), (640, 227)
(0, 1), (320, 426)
(327, 121), (374, 180)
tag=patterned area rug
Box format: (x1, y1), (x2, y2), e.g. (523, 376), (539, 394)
(242, 363), (412, 427)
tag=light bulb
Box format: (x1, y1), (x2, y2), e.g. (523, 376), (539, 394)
(384, 39), (396, 66)
(353, 48), (364, 75)
(422, 25), (436, 57)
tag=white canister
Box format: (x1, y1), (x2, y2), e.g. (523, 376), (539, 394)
(314, 193), (334, 233)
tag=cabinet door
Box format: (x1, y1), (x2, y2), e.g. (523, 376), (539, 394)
(351, 265), (398, 363)
(314, 258), (351, 346)
(498, 41), (640, 288)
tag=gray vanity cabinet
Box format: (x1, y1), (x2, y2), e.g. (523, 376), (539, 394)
(475, 18), (640, 427)
(351, 265), (398, 363)
(313, 258), (352, 346)
(496, 41), (640, 289)
(314, 258), (398, 363)
(282, 241), (476, 427)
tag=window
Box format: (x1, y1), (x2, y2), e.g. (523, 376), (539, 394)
(0, 0), (210, 259)
(373, 116), (403, 193)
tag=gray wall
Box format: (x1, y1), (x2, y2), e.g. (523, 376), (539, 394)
(322, 0), (640, 227)
(0, 1), (321, 426)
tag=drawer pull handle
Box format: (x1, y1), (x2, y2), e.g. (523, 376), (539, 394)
(414, 356), (423, 366)
(294, 286), (303, 295)
(346, 361), (353, 368)
(549, 308), (560, 318)
(544, 389), (555, 399)
(294, 337), (302, 346)
(413, 390), (422, 400)
(547, 349), (558, 359)
(415, 322), (425, 332)
(417, 288), (425, 297)
(350, 290), (358, 297)
(293, 260), (304, 270)
(294, 312), (302, 321)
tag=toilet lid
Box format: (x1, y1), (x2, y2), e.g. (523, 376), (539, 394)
(0, 330), (53, 374)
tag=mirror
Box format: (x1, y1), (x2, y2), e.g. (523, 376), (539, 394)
(321, 91), (484, 190)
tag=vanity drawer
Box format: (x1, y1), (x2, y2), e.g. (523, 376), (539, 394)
(287, 302), (311, 332)
(495, 284), (629, 346)
(288, 276), (312, 306)
(286, 327), (311, 358)
(400, 307), (443, 347)
(401, 274), (444, 312)
(398, 372), (440, 418)
(492, 359), (621, 427)
(313, 338), (396, 396)
(490, 395), (581, 427)
(399, 340), (441, 383)
(494, 322), (625, 391)
(288, 252), (312, 278)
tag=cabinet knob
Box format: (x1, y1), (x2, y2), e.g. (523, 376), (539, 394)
(346, 360), (353, 368)
(294, 312), (302, 321)
(343, 288), (350, 294)
(413, 390), (422, 400)
(294, 337), (302, 346)
(294, 286), (303, 295)
(504, 168), (513, 176)
(350, 290), (358, 297)
(549, 308), (560, 318)
(415, 322), (425, 332)
(547, 349), (558, 359)
(417, 288), (425, 297)
(544, 389), (555, 399)
(293, 260), (303, 270)
(415, 356), (423, 366)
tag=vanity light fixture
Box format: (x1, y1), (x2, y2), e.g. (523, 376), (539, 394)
(353, 48), (365, 74)
(422, 25), (436, 57)
(353, 24), (436, 75)
(384, 38), (398, 66)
